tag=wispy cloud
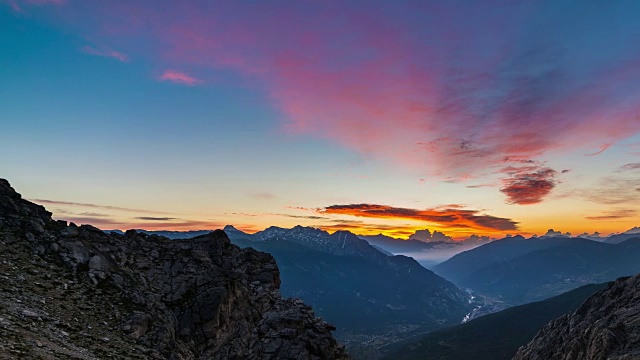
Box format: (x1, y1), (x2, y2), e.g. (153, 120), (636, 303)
(78, 212), (110, 217)
(226, 212), (259, 217)
(585, 143), (611, 156)
(158, 70), (202, 86)
(27, 0), (64, 4)
(60, 215), (223, 231)
(581, 178), (640, 205)
(276, 214), (328, 220)
(81, 46), (129, 62)
(250, 192), (276, 200)
(134, 216), (178, 221)
(31, 199), (168, 214)
(4, 0), (64, 12)
(320, 204), (518, 232)
(585, 209), (638, 221)
(466, 183), (498, 189)
(617, 163), (640, 172)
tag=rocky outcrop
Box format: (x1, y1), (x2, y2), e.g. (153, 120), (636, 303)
(0, 179), (349, 359)
(513, 274), (640, 360)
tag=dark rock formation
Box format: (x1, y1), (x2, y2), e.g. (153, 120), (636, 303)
(0, 179), (349, 359)
(513, 274), (640, 360)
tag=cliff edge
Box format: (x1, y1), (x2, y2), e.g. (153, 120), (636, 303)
(0, 179), (349, 359)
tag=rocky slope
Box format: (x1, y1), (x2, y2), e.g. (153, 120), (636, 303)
(0, 179), (349, 359)
(513, 274), (640, 360)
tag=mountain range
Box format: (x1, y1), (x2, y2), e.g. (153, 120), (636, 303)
(358, 234), (489, 268)
(433, 235), (640, 305)
(222, 225), (472, 358)
(602, 226), (640, 244)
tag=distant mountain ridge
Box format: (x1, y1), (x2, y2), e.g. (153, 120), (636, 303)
(602, 229), (640, 244)
(223, 224), (471, 358)
(433, 235), (563, 283)
(358, 233), (489, 268)
(434, 235), (640, 304)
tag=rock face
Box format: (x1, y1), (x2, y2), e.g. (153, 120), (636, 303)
(513, 274), (640, 360)
(0, 179), (349, 359)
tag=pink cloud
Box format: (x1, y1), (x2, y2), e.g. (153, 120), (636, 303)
(500, 166), (557, 205)
(81, 46), (128, 62)
(28, 2), (640, 204)
(158, 70), (203, 86)
(321, 203), (519, 232)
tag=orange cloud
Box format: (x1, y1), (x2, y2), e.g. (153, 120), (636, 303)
(320, 204), (518, 232)
(315, 222), (417, 238)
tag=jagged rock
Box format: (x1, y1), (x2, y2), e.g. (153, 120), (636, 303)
(0, 179), (349, 359)
(513, 274), (640, 360)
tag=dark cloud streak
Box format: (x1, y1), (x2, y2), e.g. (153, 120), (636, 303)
(585, 209), (638, 220)
(618, 163), (640, 172)
(32, 199), (168, 214)
(134, 217), (178, 221)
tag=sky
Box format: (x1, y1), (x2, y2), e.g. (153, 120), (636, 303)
(1, 0), (639, 240)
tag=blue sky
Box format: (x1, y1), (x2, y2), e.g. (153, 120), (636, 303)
(2, 0), (640, 238)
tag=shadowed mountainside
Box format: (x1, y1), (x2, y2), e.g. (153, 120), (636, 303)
(385, 282), (609, 360)
(433, 236), (640, 304)
(514, 273), (640, 359)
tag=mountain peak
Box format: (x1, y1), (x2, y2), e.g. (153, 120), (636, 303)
(0, 178), (52, 223)
(223, 224), (246, 234)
